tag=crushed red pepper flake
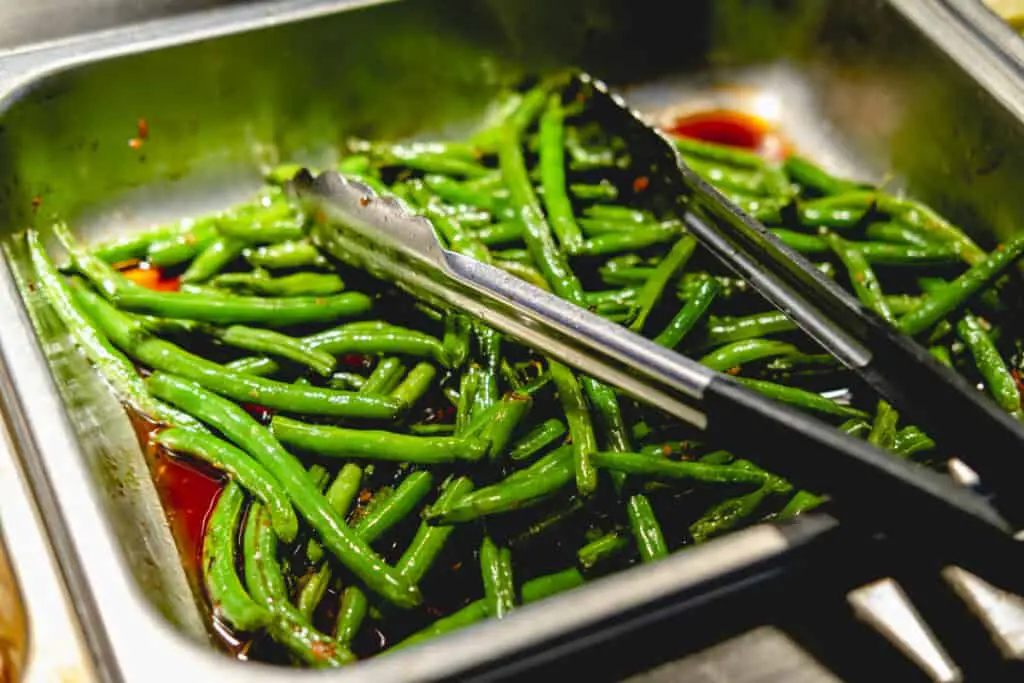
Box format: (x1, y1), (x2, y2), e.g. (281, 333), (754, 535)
(632, 176), (650, 193)
(31, 196), (43, 212)
(128, 138), (143, 150)
(137, 118), (149, 140)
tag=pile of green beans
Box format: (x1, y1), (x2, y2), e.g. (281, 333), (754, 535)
(22, 73), (1024, 669)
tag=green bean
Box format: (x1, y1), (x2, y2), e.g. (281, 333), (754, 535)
(392, 601), (489, 650)
(770, 229), (828, 254)
(443, 313), (472, 369)
(202, 482), (270, 631)
(865, 221), (935, 247)
(655, 278), (720, 348)
(874, 194), (985, 265)
(690, 485), (771, 543)
(423, 174), (507, 213)
(824, 231), (894, 324)
(28, 233), (201, 430)
(893, 426), (936, 457)
(549, 363), (598, 496)
(271, 415), (487, 463)
(154, 428), (297, 542)
(627, 495), (668, 562)
(629, 235), (697, 333)
(783, 155), (863, 196)
(586, 206), (651, 224)
(215, 203), (304, 244)
(242, 506), (354, 666)
(334, 587), (368, 647)
(389, 362), (437, 411)
(699, 339), (800, 372)
(455, 365), (481, 435)
(499, 124), (586, 301)
(246, 240), (326, 269)
(396, 477), (474, 583)
(376, 146), (490, 178)
(857, 242), (964, 265)
(899, 235), (1024, 335)
(733, 376), (870, 420)
(508, 418), (566, 462)
(480, 536), (515, 619)
(570, 180), (618, 201)
(314, 326), (447, 365)
(776, 490), (827, 521)
(471, 221), (522, 247)
(672, 136), (765, 170)
(577, 531), (631, 570)
(427, 446), (573, 523)
(357, 471), (434, 544)
(307, 463), (363, 564)
(330, 372), (367, 391)
(211, 271), (345, 297)
(930, 344), (954, 368)
(147, 219), (220, 267)
(215, 325), (336, 377)
(539, 95), (585, 253)
(884, 295), (924, 315)
(482, 391), (533, 462)
(146, 373), (420, 608)
(181, 237), (246, 283)
(867, 400), (899, 451)
(76, 289), (402, 419)
(520, 567), (584, 603)
(91, 223), (185, 264)
(957, 314), (1022, 417)
(684, 155), (770, 196)
(577, 223), (681, 256)
(362, 357), (407, 395)
(798, 193), (874, 229)
(730, 196), (786, 224)
(593, 451), (768, 486)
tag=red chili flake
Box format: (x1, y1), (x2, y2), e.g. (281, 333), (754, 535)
(451, 561), (463, 571)
(241, 403), (274, 423)
(1012, 369), (1024, 394)
(661, 444), (673, 456)
(726, 367), (741, 375)
(31, 195), (43, 212)
(632, 176), (650, 193)
(854, 272), (865, 283)
(358, 489), (373, 503)
(341, 353), (369, 368)
(128, 138), (143, 150)
(358, 196), (372, 207)
(309, 641), (336, 660)
(122, 265), (180, 292)
(137, 118), (150, 140)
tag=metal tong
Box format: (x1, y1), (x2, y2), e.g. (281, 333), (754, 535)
(295, 166), (1024, 594)
(571, 75), (1024, 518)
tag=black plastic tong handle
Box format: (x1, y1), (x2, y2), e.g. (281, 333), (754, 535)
(579, 74), (1024, 520)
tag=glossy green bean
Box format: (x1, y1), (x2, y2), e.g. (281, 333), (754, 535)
(216, 325), (336, 377)
(690, 485), (771, 543)
(362, 357), (407, 394)
(593, 451), (768, 486)
(893, 426), (936, 457)
(654, 278), (720, 348)
(672, 136), (765, 170)
(508, 418), (566, 462)
(684, 155), (770, 196)
(396, 477), (474, 583)
(91, 222), (184, 264)
(271, 415), (487, 463)
(864, 221), (935, 247)
(146, 373), (420, 608)
(867, 400), (899, 451)
(699, 311), (796, 347)
(306, 463), (363, 564)
(539, 94), (585, 252)
(215, 202), (304, 244)
(957, 314), (1022, 416)
(202, 482), (270, 631)
(570, 180), (618, 201)
(356, 471), (434, 544)
(549, 363), (598, 496)
(824, 231), (894, 324)
(147, 219), (220, 267)
(426, 446), (573, 523)
(783, 155), (863, 196)
(797, 193), (874, 229)
(482, 391), (533, 462)
(577, 531), (631, 570)
(154, 428), (297, 542)
(699, 339), (800, 372)
(181, 237), (246, 283)
(29, 233), (200, 429)
(629, 235), (697, 333)
(210, 271), (345, 297)
(733, 377), (870, 420)
(246, 240), (326, 269)
(627, 495), (668, 562)
(389, 362), (437, 411)
(480, 536), (515, 619)
(875, 194), (985, 265)
(335, 587), (368, 647)
(242, 506), (354, 666)
(577, 223), (681, 256)
(899, 235), (1024, 335)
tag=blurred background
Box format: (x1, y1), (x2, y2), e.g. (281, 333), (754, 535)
(0, 0), (247, 50)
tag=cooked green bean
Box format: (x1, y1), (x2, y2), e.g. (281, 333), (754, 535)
(899, 235), (1024, 335)
(480, 535), (515, 619)
(211, 271), (345, 297)
(593, 451), (768, 486)
(868, 400), (899, 451)
(733, 377), (870, 420)
(577, 531), (631, 570)
(203, 482), (270, 631)
(699, 339), (800, 372)
(147, 219), (221, 267)
(508, 418), (566, 461)
(957, 314), (1022, 417)
(154, 428), (298, 542)
(215, 325), (336, 377)
(147, 372), (420, 608)
(783, 155), (863, 196)
(396, 476), (474, 583)
(389, 362), (437, 410)
(549, 363), (598, 496)
(824, 231), (894, 324)
(629, 235), (697, 333)
(539, 95), (585, 253)
(654, 278), (720, 348)
(181, 237), (246, 283)
(271, 415), (487, 463)
(700, 311), (796, 347)
(246, 240), (326, 269)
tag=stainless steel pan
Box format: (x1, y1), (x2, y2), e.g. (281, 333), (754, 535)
(1, 0), (1024, 680)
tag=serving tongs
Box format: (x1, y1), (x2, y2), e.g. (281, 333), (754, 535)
(295, 164), (1024, 595)
(570, 76), (1024, 511)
